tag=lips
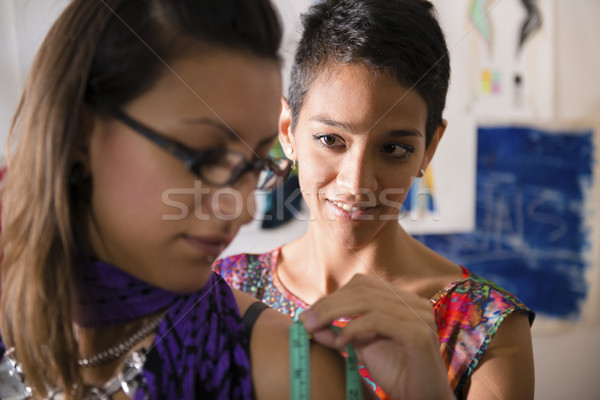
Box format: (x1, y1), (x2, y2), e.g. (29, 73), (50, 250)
(327, 199), (377, 220)
(331, 201), (373, 213)
(182, 235), (231, 257)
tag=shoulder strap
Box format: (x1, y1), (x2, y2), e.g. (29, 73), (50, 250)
(242, 301), (269, 339)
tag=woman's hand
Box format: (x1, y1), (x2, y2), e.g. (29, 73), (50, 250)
(298, 274), (455, 400)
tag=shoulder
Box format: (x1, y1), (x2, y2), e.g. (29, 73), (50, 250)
(214, 249), (278, 292)
(433, 267), (535, 392)
(462, 309), (534, 399)
(214, 250), (276, 278)
(232, 290), (347, 400)
(215, 249), (277, 269)
(435, 267), (534, 325)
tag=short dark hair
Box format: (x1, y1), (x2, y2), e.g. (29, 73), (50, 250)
(288, 0), (450, 146)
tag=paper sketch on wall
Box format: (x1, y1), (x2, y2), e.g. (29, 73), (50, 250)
(470, 0), (494, 52)
(417, 126), (594, 322)
(517, 0), (542, 53)
(466, 0), (554, 120)
(403, 169), (438, 222)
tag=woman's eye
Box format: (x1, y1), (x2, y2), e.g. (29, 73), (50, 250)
(313, 134), (341, 147)
(381, 144), (414, 159)
(320, 135), (337, 146)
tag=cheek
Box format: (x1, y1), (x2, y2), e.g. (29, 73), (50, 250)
(297, 146), (336, 182)
(296, 155), (329, 205)
(88, 130), (181, 240)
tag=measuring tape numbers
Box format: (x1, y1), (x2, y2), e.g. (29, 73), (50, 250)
(290, 321), (364, 400)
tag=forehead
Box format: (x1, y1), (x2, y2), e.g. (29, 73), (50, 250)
(301, 62), (428, 132)
(123, 49), (282, 143)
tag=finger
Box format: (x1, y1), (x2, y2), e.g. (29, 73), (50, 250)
(307, 324), (381, 351)
(301, 287), (433, 331)
(333, 312), (438, 348)
(309, 327), (339, 349)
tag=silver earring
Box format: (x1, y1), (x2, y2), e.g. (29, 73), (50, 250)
(418, 168), (425, 178)
(292, 160), (297, 171)
(286, 147), (293, 156)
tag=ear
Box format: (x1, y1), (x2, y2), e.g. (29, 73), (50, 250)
(278, 97), (297, 161)
(420, 119), (447, 172)
(74, 106), (95, 163)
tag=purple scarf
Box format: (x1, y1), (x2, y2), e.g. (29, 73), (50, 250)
(76, 259), (179, 327)
(77, 259), (255, 399)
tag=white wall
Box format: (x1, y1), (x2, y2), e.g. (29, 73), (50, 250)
(0, 0), (70, 149)
(0, 0), (598, 399)
(531, 1), (600, 399)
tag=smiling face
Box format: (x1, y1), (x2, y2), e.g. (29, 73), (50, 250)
(280, 62), (443, 248)
(87, 50), (281, 292)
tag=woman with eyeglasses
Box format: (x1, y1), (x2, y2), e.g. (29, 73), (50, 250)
(0, 0), (401, 398)
(215, 1), (536, 399)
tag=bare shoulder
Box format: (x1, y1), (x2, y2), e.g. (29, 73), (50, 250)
(464, 311), (534, 400)
(232, 289), (347, 400)
(232, 288), (263, 315)
(405, 236), (464, 298)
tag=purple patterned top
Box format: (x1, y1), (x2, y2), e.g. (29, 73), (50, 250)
(0, 260), (255, 399)
(138, 272), (254, 399)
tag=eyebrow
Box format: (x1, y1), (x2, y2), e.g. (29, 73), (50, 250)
(310, 116), (423, 138)
(183, 118), (278, 150)
(309, 116), (352, 132)
(182, 118), (239, 141)
(388, 129), (423, 138)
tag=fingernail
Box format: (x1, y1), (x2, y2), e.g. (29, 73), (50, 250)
(300, 309), (318, 329)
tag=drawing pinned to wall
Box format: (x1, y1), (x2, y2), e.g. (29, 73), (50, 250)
(416, 126), (595, 321)
(481, 68), (501, 94)
(464, 0), (554, 120)
(517, 0), (542, 54)
(470, 0), (495, 54)
(403, 169), (438, 222)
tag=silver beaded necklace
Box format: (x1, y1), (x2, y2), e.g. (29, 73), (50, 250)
(1, 314), (164, 400)
(78, 313), (164, 368)
(0, 348), (149, 400)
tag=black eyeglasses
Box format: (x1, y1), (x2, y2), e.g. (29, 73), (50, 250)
(108, 108), (293, 191)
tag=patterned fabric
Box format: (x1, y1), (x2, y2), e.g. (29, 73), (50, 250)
(0, 267), (255, 399)
(214, 248), (535, 398)
(139, 272), (254, 399)
(75, 259), (180, 328)
(139, 274), (254, 400)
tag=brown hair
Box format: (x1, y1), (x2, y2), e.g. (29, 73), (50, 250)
(0, 0), (281, 397)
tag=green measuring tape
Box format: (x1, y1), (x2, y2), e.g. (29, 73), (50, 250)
(290, 320), (364, 400)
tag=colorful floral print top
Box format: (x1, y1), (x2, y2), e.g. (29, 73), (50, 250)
(214, 248), (535, 398)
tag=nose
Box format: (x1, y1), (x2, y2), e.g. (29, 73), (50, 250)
(336, 148), (378, 195)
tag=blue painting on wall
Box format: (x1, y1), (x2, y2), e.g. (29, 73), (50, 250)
(416, 126), (594, 319)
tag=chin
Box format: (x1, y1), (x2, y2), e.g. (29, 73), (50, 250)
(331, 228), (376, 250)
(152, 264), (215, 294)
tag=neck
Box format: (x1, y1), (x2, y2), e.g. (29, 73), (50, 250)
(280, 221), (413, 303)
